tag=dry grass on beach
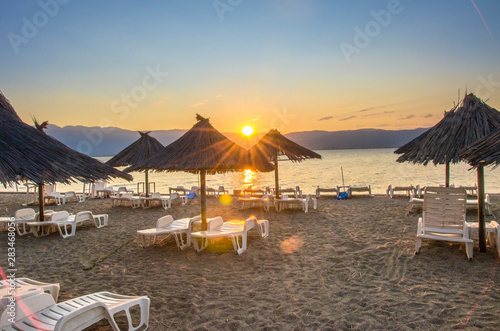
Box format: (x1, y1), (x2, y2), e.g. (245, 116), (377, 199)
(1, 193), (500, 330)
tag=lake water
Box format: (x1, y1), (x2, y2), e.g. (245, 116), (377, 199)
(4, 148), (500, 195)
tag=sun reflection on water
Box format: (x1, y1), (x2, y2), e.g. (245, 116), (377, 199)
(242, 169), (257, 189)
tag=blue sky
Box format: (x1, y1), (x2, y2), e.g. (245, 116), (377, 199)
(1, 0), (499, 133)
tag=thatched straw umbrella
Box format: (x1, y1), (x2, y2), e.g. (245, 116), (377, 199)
(127, 114), (274, 230)
(106, 131), (163, 196)
(395, 93), (500, 187)
(0, 91), (132, 221)
(460, 127), (500, 252)
(249, 129), (321, 198)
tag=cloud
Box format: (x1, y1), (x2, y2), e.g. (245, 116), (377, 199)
(398, 114), (415, 120)
(384, 111), (394, 114)
(357, 107), (378, 113)
(338, 115), (357, 121)
(190, 99), (209, 108)
(317, 116), (333, 121)
(423, 113), (433, 118)
(250, 115), (261, 122)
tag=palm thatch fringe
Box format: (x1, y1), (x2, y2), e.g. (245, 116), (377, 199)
(395, 93), (500, 165)
(0, 91), (132, 186)
(460, 128), (500, 168)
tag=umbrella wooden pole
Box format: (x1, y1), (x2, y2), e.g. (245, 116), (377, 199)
(477, 164), (486, 252)
(38, 183), (45, 222)
(200, 169), (207, 231)
(274, 151), (279, 199)
(145, 170), (149, 197)
(445, 162), (450, 187)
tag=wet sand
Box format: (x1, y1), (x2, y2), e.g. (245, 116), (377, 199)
(1, 193), (499, 330)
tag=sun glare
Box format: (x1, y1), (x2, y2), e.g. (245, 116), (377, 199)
(241, 125), (254, 136)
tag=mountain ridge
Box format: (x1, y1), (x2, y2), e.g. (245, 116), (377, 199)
(44, 124), (427, 157)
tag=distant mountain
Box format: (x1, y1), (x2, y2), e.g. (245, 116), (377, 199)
(45, 124), (427, 156)
(46, 125), (186, 157)
(285, 128), (428, 150)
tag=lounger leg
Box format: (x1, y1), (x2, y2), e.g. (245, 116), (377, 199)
(192, 237), (208, 252)
(173, 231), (191, 250)
(231, 234), (247, 254)
(257, 220), (269, 238)
(415, 238), (422, 254)
(465, 242), (473, 260)
(16, 223), (29, 236)
(93, 214), (108, 228)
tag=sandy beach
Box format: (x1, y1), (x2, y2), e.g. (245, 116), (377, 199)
(1, 192), (499, 330)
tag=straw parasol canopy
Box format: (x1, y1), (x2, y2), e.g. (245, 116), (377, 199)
(249, 129), (321, 198)
(395, 93), (500, 186)
(106, 131), (164, 196)
(0, 90), (132, 220)
(127, 114), (274, 230)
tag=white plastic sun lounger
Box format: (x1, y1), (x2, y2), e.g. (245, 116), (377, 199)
(0, 291), (150, 331)
(386, 184), (414, 198)
(111, 192), (141, 208)
(27, 211), (108, 238)
(137, 215), (201, 249)
(161, 192), (188, 209)
(44, 191), (85, 205)
(238, 194), (272, 211)
(191, 216), (268, 254)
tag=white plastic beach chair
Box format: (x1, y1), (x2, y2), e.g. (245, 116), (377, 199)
(415, 187), (473, 260)
(137, 215), (201, 249)
(0, 291), (150, 331)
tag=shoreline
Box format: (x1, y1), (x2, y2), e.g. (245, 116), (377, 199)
(1, 193), (499, 329)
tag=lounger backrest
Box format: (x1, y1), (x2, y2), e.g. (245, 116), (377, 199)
(121, 192), (133, 199)
(282, 194), (289, 200)
(157, 215), (174, 228)
(170, 192), (179, 199)
(423, 187), (467, 236)
(207, 217), (224, 230)
(151, 192), (162, 199)
(74, 211), (93, 223)
(93, 180), (106, 191)
(14, 208), (36, 219)
(0, 293), (56, 326)
(44, 184), (56, 195)
(51, 211), (70, 222)
(244, 216), (257, 231)
(65, 191), (76, 198)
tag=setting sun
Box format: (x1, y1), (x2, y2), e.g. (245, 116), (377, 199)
(241, 125), (254, 136)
